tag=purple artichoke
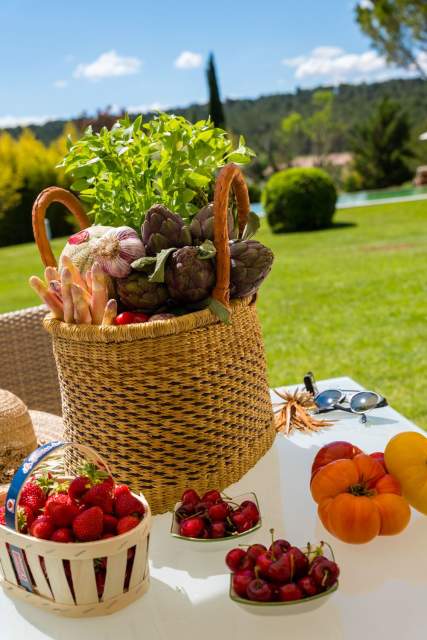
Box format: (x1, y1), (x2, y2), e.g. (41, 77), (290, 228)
(230, 240), (274, 298)
(142, 205), (192, 256)
(190, 203), (238, 244)
(116, 272), (169, 311)
(165, 246), (215, 303)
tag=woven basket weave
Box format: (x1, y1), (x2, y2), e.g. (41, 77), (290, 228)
(33, 164), (275, 513)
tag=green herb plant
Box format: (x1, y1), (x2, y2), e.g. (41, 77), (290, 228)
(59, 113), (255, 229)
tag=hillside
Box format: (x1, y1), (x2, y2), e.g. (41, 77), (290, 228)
(4, 77), (427, 164)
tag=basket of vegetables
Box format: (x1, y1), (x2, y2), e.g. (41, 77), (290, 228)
(30, 114), (275, 514)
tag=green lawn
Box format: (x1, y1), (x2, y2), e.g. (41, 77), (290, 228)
(1, 200), (427, 428)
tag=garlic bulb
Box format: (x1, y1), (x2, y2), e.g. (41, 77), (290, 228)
(92, 226), (145, 278)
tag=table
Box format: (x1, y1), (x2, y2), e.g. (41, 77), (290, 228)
(2, 377), (426, 640)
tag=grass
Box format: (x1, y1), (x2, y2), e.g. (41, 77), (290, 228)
(1, 199), (427, 428)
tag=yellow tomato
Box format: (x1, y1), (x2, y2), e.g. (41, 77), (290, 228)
(384, 432), (427, 515)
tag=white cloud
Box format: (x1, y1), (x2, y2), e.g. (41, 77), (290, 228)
(127, 102), (167, 113)
(0, 114), (57, 128)
(54, 80), (68, 89)
(358, 0), (374, 9)
(74, 50), (141, 81)
(283, 47), (387, 82)
(174, 51), (203, 69)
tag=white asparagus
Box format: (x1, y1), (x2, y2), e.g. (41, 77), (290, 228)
(71, 283), (92, 324)
(61, 268), (74, 324)
(29, 276), (64, 320)
(90, 262), (108, 324)
(44, 266), (60, 283)
(61, 255), (88, 291)
(101, 299), (118, 325)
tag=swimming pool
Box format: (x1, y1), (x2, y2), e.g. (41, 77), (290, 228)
(252, 184), (427, 214)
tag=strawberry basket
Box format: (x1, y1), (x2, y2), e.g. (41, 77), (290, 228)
(32, 164), (275, 514)
(0, 441), (151, 617)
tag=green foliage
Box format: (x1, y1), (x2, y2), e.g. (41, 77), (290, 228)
(350, 97), (413, 189)
(280, 112), (305, 164)
(206, 53), (226, 129)
(60, 113), (254, 228)
(262, 167), (337, 233)
(356, 0), (427, 77)
(0, 125), (77, 246)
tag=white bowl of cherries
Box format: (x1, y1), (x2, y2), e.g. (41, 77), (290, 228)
(227, 532), (339, 615)
(170, 488), (262, 551)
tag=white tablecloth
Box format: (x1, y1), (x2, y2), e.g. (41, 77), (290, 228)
(2, 377), (426, 640)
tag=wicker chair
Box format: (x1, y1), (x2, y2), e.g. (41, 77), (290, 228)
(0, 305), (62, 416)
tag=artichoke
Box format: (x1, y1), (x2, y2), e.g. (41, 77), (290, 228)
(165, 246), (215, 303)
(190, 204), (238, 244)
(142, 205), (192, 256)
(230, 240), (274, 298)
(116, 272), (169, 311)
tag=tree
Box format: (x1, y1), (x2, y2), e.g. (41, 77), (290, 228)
(356, 0), (427, 78)
(350, 97), (414, 188)
(281, 112), (305, 165)
(206, 53), (226, 129)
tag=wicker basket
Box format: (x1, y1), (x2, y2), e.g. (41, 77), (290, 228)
(0, 442), (151, 617)
(32, 164), (275, 514)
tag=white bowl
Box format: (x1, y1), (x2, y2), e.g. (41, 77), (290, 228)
(229, 541), (338, 615)
(170, 491), (262, 552)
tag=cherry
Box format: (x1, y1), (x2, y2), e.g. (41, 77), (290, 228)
(277, 583), (304, 602)
(230, 510), (247, 529)
(240, 501), (260, 524)
(208, 501), (229, 522)
(246, 543), (267, 563)
(211, 522), (226, 538)
(256, 551), (274, 576)
(202, 490), (221, 503)
(236, 519), (254, 534)
(181, 489), (200, 505)
(310, 558), (339, 589)
(195, 501), (212, 513)
(246, 578), (273, 602)
(240, 555), (255, 571)
(297, 575), (319, 597)
(179, 516), (205, 538)
(232, 570), (254, 598)
(287, 546), (309, 577)
(226, 548), (247, 571)
(175, 503), (195, 520)
(267, 553), (292, 583)
(269, 538), (291, 559)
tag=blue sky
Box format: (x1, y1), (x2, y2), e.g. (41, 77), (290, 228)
(0, 0), (419, 127)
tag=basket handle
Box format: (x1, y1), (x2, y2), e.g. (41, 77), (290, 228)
(4, 441), (113, 530)
(32, 187), (91, 268)
(212, 163), (250, 308)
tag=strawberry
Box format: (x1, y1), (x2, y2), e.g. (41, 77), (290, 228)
(0, 506), (5, 525)
(103, 514), (118, 533)
(30, 515), (54, 539)
(17, 505), (35, 533)
(117, 515), (140, 535)
(114, 493), (145, 518)
(101, 533), (114, 539)
(82, 481), (113, 514)
(72, 506), (103, 541)
(51, 527), (74, 543)
(114, 484), (131, 499)
(68, 476), (90, 501)
(95, 570), (106, 598)
(19, 481), (47, 513)
(45, 494), (80, 527)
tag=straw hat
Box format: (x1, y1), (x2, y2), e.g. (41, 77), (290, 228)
(0, 388), (63, 486)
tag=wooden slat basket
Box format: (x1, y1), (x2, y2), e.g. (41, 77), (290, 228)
(0, 442), (151, 617)
(32, 164), (276, 514)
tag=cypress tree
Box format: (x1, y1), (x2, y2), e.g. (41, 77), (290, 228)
(206, 53), (226, 129)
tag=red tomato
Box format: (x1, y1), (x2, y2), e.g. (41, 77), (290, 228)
(311, 441), (363, 478)
(115, 311), (150, 325)
(370, 452), (386, 472)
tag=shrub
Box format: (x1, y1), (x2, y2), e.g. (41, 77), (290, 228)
(262, 167), (337, 233)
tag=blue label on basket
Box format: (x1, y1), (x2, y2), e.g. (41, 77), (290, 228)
(5, 441), (66, 529)
(9, 545), (33, 592)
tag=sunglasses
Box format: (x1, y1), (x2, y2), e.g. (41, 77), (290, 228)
(304, 372), (388, 423)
